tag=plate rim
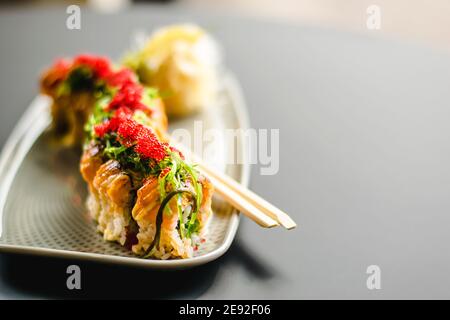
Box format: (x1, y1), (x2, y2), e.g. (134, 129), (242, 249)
(0, 71), (251, 269)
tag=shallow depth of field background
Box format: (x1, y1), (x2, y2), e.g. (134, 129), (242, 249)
(1, 0), (449, 53)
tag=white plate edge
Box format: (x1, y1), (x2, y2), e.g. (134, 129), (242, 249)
(0, 72), (251, 269)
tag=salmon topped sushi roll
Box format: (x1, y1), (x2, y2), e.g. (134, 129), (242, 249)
(41, 54), (213, 259)
(41, 55), (168, 147)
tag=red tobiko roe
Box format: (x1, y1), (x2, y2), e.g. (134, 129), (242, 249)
(104, 68), (135, 87)
(134, 125), (167, 161)
(93, 121), (111, 138)
(94, 107), (132, 138)
(107, 81), (146, 111)
(117, 117), (141, 147)
(109, 107), (133, 131)
(94, 107), (167, 162)
(73, 54), (112, 79)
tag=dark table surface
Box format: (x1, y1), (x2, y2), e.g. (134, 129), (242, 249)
(1, 5), (450, 299)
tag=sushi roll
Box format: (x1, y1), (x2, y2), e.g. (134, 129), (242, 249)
(41, 55), (168, 147)
(42, 55), (213, 259)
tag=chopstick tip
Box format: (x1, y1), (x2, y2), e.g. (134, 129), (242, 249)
(282, 220), (297, 230)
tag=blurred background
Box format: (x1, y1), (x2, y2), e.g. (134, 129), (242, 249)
(1, 0), (450, 52)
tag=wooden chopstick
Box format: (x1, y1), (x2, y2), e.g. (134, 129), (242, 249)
(197, 161), (297, 230)
(170, 139), (297, 230)
(205, 172), (279, 228)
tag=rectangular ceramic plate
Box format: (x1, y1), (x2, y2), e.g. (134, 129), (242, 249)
(0, 73), (250, 269)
